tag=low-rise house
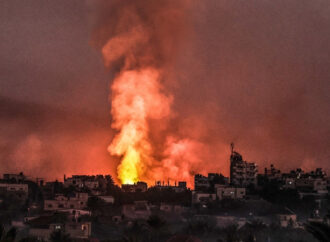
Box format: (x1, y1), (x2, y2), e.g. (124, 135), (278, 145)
(0, 183), (28, 193)
(216, 185), (246, 200)
(194, 174), (210, 191)
(63, 174), (112, 193)
(122, 182), (148, 192)
(192, 191), (216, 204)
(44, 193), (88, 211)
(3, 172), (26, 182)
(152, 181), (188, 193)
(0, 183), (28, 200)
(29, 222), (91, 241)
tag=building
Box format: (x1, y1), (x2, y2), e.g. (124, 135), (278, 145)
(3, 172), (26, 182)
(29, 221), (91, 241)
(194, 173), (229, 193)
(0, 183), (28, 193)
(153, 181), (187, 192)
(122, 181), (148, 192)
(63, 174), (113, 192)
(194, 174), (210, 191)
(215, 185), (246, 200)
(295, 178), (327, 192)
(230, 143), (258, 187)
(44, 193), (88, 211)
(192, 191), (216, 205)
(264, 164), (281, 180)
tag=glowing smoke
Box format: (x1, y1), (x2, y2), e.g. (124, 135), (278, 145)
(92, 0), (194, 185)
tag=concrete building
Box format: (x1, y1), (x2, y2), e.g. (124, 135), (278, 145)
(215, 185), (246, 200)
(230, 144), (258, 187)
(295, 178), (327, 192)
(122, 181), (148, 192)
(0, 183), (28, 193)
(29, 222), (91, 241)
(194, 174), (210, 191)
(3, 172), (26, 182)
(192, 191), (216, 205)
(44, 193), (88, 211)
(63, 174), (113, 192)
(153, 181), (187, 192)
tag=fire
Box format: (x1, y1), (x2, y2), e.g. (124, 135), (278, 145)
(107, 68), (171, 184)
(94, 0), (196, 186)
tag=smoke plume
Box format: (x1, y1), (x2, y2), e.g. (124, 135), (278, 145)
(91, 0), (203, 185)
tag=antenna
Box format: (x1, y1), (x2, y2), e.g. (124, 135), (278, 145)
(230, 142), (234, 154)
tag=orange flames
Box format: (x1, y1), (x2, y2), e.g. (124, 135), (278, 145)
(106, 68), (171, 184)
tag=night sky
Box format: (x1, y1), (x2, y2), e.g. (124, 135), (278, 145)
(0, 0), (329, 182)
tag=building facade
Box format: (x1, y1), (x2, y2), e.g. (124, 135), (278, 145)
(230, 144), (258, 187)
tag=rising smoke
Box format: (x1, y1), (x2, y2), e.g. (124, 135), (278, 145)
(91, 0), (330, 186)
(1, 0), (329, 185)
(90, 0), (206, 186)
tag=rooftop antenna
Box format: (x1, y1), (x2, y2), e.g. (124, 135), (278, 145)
(230, 142), (234, 154)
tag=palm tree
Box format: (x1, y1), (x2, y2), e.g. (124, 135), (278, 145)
(305, 221), (330, 242)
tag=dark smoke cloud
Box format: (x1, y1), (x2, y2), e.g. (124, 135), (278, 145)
(0, 0), (329, 181)
(169, 0), (330, 173)
(0, 96), (117, 182)
(90, 0), (189, 71)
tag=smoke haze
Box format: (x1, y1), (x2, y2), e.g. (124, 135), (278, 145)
(0, 0), (329, 184)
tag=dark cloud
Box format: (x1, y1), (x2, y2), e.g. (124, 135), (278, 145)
(0, 0), (329, 180)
